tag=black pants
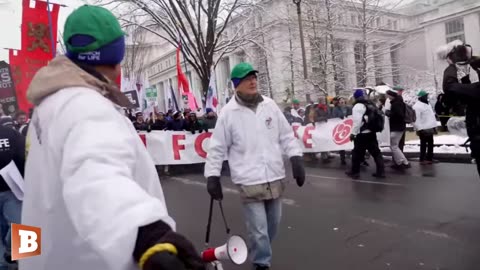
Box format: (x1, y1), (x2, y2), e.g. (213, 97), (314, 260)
(419, 134), (434, 161)
(399, 131), (406, 152)
(351, 133), (385, 175)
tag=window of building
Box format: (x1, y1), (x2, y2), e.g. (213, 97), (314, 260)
(376, 17), (381, 28)
(351, 14), (356, 25)
(445, 18), (465, 43)
(393, 20), (398, 30)
(387, 19), (392, 30)
(358, 15), (363, 25)
(338, 14), (344, 25)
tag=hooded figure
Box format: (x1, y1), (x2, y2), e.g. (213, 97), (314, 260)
(21, 5), (204, 270)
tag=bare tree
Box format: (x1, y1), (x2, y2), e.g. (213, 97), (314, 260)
(303, 0), (345, 96)
(95, 0), (262, 104)
(123, 25), (151, 83)
(342, 0), (405, 87)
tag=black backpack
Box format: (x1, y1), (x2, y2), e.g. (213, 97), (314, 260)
(358, 100), (385, 133)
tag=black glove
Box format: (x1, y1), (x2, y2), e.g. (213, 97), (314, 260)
(207, 176), (223, 200)
(290, 156), (305, 187)
(350, 134), (356, 142)
(134, 220), (205, 270)
(470, 56), (480, 71)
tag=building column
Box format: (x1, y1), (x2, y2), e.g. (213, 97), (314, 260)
(344, 40), (357, 91)
(381, 44), (393, 85)
(366, 43), (376, 86)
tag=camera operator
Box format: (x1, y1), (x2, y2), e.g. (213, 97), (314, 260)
(441, 40), (480, 176)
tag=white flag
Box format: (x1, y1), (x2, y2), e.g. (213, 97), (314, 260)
(205, 67), (218, 112)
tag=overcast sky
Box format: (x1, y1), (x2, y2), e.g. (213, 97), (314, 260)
(0, 0), (85, 62)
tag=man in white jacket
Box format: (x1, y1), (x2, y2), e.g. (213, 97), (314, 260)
(413, 90), (438, 164)
(21, 5), (204, 270)
(204, 62), (305, 270)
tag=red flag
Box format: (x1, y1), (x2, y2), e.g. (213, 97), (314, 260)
(9, 0), (60, 112)
(176, 43), (190, 94)
(176, 42), (198, 110)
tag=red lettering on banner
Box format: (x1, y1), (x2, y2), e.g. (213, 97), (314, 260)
(139, 134), (146, 146)
(194, 132), (212, 158)
(172, 134), (186, 160)
(292, 125), (300, 139)
(302, 126), (314, 148)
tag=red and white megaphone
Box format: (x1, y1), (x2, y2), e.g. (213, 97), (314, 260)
(201, 235), (248, 265)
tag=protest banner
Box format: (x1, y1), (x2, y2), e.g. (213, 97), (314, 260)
(140, 117), (390, 165)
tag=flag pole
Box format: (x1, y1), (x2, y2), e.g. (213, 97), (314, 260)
(46, 0), (56, 57)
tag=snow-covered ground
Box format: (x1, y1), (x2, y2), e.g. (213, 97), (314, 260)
(382, 135), (470, 154)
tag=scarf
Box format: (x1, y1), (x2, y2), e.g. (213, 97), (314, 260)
(235, 91), (263, 110)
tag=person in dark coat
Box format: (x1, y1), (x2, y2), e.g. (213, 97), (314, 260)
(0, 125), (24, 265)
(443, 54), (480, 176)
(184, 112), (207, 134)
(133, 112), (148, 131)
(386, 90), (410, 169)
(203, 108), (217, 129)
(435, 94), (450, 131)
(147, 112), (167, 131)
(166, 111), (186, 131)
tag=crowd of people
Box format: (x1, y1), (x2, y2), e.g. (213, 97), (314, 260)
(125, 107), (218, 133)
(280, 85), (439, 173)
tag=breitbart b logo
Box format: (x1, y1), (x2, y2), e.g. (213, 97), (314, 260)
(11, 224), (41, 260)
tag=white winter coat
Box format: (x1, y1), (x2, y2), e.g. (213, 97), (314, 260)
(204, 96), (302, 186)
(20, 57), (175, 270)
(413, 101), (437, 131)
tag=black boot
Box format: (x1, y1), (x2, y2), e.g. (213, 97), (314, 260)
(254, 264), (270, 270)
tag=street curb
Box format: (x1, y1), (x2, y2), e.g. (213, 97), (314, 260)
(380, 151), (472, 164)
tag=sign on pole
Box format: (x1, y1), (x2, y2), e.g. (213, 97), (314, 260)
(124, 90), (140, 109)
(0, 61), (19, 115)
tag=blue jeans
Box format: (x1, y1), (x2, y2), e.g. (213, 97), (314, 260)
(0, 191), (22, 269)
(242, 198), (282, 267)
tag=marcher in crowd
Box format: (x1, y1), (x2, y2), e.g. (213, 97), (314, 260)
(147, 112), (167, 131)
(284, 106), (303, 125)
(393, 86), (407, 151)
(435, 93), (450, 132)
(0, 124), (25, 269)
(291, 99), (303, 120)
(0, 117), (14, 129)
(166, 111), (186, 131)
(203, 108), (217, 129)
(413, 90), (438, 165)
(205, 62), (305, 270)
(317, 96), (331, 163)
(330, 97), (352, 165)
(14, 111), (28, 135)
(165, 109), (174, 121)
(21, 5), (204, 270)
(386, 89), (411, 170)
(184, 112), (207, 134)
(346, 89), (385, 179)
(133, 111), (148, 131)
